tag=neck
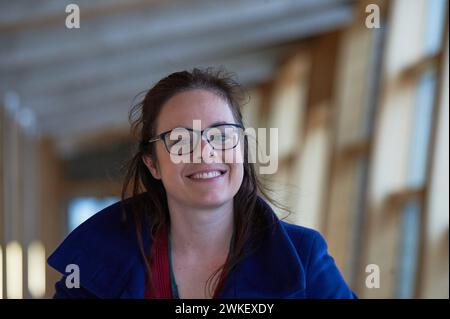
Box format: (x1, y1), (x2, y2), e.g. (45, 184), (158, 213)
(167, 197), (234, 258)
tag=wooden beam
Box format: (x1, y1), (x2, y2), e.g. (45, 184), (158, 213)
(0, 0), (351, 69)
(0, 0), (176, 33)
(417, 8), (449, 298)
(1, 3), (354, 106)
(28, 46), (286, 116)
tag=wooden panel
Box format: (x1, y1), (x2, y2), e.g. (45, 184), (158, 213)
(267, 51), (310, 159)
(384, 0), (428, 79)
(359, 0), (443, 298)
(37, 138), (64, 298)
(291, 103), (332, 230)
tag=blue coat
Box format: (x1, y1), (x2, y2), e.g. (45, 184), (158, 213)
(47, 196), (357, 299)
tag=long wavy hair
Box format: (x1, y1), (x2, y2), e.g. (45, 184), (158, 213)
(121, 67), (287, 298)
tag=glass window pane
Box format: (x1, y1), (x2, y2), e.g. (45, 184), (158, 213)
(68, 196), (118, 233)
(396, 200), (421, 298)
(407, 70), (436, 187)
(424, 0), (447, 55)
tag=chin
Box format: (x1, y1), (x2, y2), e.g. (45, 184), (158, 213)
(192, 193), (231, 208)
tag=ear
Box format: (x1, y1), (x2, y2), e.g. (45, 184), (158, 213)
(142, 154), (161, 180)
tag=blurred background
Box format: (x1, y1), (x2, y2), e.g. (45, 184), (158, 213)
(0, 0), (448, 299)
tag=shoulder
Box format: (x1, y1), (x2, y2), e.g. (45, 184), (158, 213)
(278, 220), (356, 298)
(254, 197), (327, 268)
(48, 198), (136, 272)
(279, 221), (326, 264)
(279, 220), (322, 243)
(47, 194), (149, 298)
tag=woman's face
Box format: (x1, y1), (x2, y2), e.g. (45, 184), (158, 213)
(143, 89), (244, 209)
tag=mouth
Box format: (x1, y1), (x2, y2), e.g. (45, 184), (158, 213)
(186, 169), (227, 181)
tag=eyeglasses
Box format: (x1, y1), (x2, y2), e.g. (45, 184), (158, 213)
(147, 123), (244, 155)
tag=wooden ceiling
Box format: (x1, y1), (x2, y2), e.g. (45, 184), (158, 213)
(0, 0), (355, 155)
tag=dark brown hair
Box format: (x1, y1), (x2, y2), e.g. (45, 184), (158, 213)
(121, 67), (286, 298)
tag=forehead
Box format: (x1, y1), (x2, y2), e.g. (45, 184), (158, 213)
(156, 89), (236, 132)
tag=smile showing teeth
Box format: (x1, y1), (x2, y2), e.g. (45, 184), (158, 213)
(189, 170), (223, 180)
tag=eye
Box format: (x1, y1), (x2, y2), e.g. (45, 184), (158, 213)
(211, 133), (227, 141)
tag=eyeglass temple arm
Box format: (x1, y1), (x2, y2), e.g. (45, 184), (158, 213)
(148, 136), (161, 143)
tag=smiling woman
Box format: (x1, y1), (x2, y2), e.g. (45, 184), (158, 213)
(47, 67), (356, 299)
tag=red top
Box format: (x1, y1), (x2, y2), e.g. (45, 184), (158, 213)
(144, 225), (229, 299)
(144, 226), (172, 299)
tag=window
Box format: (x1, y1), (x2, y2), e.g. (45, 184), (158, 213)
(67, 197), (118, 233)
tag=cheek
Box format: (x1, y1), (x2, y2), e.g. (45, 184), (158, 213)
(230, 163), (244, 190)
(155, 148), (184, 184)
(225, 142), (245, 190)
(223, 140), (244, 164)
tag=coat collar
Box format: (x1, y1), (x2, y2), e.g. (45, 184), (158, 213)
(48, 195), (305, 298)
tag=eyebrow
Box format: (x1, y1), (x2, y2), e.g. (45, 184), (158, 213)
(209, 121), (229, 126)
(154, 121), (239, 138)
(170, 121), (231, 130)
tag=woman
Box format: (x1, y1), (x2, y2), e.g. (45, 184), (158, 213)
(48, 68), (356, 299)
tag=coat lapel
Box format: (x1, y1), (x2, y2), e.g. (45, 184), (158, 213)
(48, 196), (306, 298)
(47, 199), (152, 299)
(218, 197), (306, 298)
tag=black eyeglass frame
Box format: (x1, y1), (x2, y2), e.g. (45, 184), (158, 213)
(147, 123), (245, 154)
